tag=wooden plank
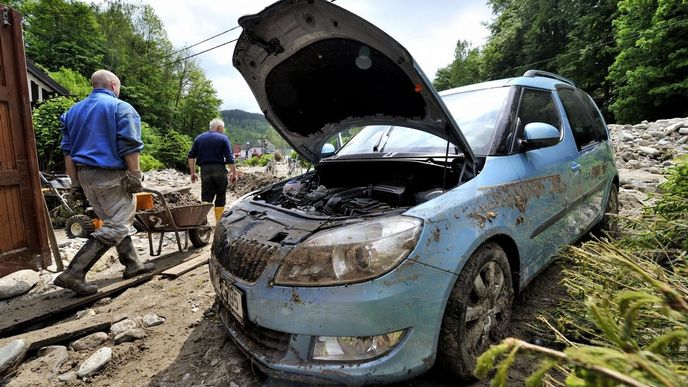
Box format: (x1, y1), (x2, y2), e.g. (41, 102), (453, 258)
(160, 255), (208, 278)
(0, 313), (118, 351)
(0, 248), (205, 337)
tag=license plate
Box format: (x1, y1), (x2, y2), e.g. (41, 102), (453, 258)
(218, 274), (244, 325)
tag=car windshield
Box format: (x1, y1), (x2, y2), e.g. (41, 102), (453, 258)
(442, 86), (511, 155)
(336, 86), (511, 157)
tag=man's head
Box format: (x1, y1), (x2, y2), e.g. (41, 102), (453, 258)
(209, 118), (225, 133)
(91, 70), (121, 97)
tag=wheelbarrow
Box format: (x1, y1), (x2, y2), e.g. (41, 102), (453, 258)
(135, 188), (213, 256)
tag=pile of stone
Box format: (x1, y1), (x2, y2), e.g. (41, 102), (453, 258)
(0, 312), (166, 383)
(609, 118), (688, 174)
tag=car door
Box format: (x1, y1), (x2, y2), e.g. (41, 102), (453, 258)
(506, 87), (581, 280)
(556, 87), (611, 235)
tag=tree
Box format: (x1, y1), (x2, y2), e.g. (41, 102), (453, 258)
(48, 67), (91, 98)
(433, 40), (483, 91)
(608, 0), (688, 122)
(174, 64), (222, 137)
(32, 96), (76, 172)
(21, 0), (105, 75)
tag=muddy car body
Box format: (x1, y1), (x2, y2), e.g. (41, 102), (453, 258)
(209, 0), (619, 384)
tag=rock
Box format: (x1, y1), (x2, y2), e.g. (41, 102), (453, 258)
(114, 328), (147, 344)
(621, 132), (635, 142)
(70, 332), (108, 351)
(0, 339), (28, 375)
(634, 123), (649, 129)
(638, 146), (661, 157)
(637, 139), (652, 147)
(58, 371), (77, 382)
(77, 347), (112, 378)
(0, 270), (39, 300)
(110, 318), (138, 335)
(38, 345), (67, 358)
(678, 136), (688, 145)
(679, 128), (688, 135)
(75, 309), (97, 319)
(142, 314), (166, 327)
(230, 382), (239, 387)
(649, 131), (665, 139)
(664, 121), (685, 135)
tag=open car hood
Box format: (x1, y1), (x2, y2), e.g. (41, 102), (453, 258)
(233, 0), (476, 165)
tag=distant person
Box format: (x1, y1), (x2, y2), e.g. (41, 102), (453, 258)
(188, 118), (238, 224)
(55, 69), (153, 296)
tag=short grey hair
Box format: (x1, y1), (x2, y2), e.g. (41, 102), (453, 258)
(209, 118), (224, 132)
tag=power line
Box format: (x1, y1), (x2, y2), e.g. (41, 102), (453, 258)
(160, 0), (339, 66)
(159, 25), (240, 60)
(163, 38), (239, 67)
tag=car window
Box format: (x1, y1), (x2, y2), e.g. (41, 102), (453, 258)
(442, 87), (511, 155)
(510, 88), (561, 152)
(557, 88), (598, 150)
(337, 125), (458, 156)
(579, 91), (608, 141)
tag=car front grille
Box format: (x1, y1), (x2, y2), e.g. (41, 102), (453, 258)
(212, 222), (276, 282)
(217, 301), (290, 361)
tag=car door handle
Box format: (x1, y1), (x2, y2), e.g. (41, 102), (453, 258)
(571, 162), (581, 174)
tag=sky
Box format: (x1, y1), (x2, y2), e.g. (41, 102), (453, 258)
(105, 0), (493, 113)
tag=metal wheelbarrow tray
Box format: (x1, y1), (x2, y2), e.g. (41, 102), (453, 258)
(135, 188), (213, 256)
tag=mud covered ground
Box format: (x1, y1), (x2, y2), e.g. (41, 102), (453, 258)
(0, 164), (648, 387)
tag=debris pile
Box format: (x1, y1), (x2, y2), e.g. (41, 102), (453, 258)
(231, 172), (285, 196)
(145, 190), (201, 213)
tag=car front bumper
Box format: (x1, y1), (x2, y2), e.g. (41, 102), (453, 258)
(208, 254), (455, 385)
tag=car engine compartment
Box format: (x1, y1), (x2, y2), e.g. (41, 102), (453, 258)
(251, 158), (471, 217)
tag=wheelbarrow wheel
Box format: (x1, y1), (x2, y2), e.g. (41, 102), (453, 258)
(65, 215), (95, 239)
(189, 226), (212, 247)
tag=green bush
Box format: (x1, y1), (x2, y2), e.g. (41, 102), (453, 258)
(244, 155), (260, 166)
(258, 153), (273, 167)
(156, 129), (192, 170)
(32, 96), (76, 172)
(141, 122), (163, 157)
(140, 153), (164, 171)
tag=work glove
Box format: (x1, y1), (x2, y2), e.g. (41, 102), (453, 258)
(68, 185), (86, 202)
(125, 170), (144, 193)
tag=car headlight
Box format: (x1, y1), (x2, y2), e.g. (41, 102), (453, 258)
(312, 330), (406, 361)
(274, 216), (422, 286)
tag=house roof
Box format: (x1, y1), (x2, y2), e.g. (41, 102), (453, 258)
(26, 60), (69, 96)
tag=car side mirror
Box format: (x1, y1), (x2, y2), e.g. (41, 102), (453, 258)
(321, 143), (336, 158)
(521, 122), (560, 151)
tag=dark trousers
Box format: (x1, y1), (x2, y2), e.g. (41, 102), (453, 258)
(200, 164), (228, 206)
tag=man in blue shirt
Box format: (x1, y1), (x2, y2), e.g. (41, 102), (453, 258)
(188, 118), (238, 224)
(55, 70), (153, 296)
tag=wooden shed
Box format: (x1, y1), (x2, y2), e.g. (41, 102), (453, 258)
(0, 5), (51, 277)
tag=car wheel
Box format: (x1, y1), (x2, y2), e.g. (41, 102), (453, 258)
(594, 184), (619, 238)
(438, 242), (514, 379)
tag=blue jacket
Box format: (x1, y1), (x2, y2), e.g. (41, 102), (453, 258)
(188, 131), (235, 165)
(60, 89), (143, 170)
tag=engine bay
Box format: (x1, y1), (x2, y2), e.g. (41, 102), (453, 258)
(251, 157), (472, 217)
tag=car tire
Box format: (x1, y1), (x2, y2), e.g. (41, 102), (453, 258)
(438, 242), (514, 379)
(593, 184), (619, 238)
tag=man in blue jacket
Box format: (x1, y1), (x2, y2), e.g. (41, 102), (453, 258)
(188, 118), (238, 224)
(55, 70), (153, 296)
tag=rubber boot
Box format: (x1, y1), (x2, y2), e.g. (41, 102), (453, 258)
(117, 236), (155, 279)
(54, 239), (110, 296)
(214, 206), (225, 225)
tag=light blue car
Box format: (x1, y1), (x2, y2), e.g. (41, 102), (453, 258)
(209, 0), (619, 384)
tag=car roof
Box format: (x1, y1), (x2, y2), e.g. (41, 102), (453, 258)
(439, 73), (575, 96)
